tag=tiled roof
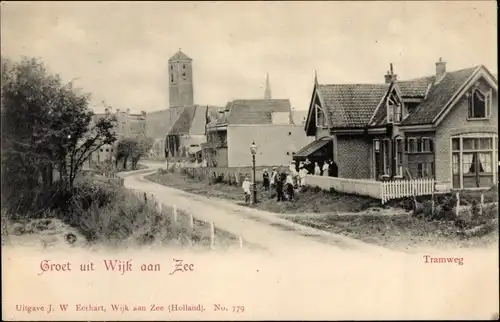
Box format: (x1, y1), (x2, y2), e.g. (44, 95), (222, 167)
(401, 66), (479, 125)
(317, 84), (390, 128)
(226, 99), (291, 125)
(146, 109), (180, 139)
(397, 77), (433, 97)
(295, 137), (331, 158)
(168, 106), (196, 135)
(168, 50), (192, 62)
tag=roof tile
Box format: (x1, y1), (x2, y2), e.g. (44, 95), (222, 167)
(226, 99), (291, 125)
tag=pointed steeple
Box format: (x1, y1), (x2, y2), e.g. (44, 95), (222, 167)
(264, 73), (272, 100)
(314, 70), (318, 85)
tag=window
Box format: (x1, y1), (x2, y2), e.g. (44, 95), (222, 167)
(288, 132), (292, 136)
(100, 149), (103, 152)
(105, 149), (109, 152)
(395, 138), (404, 176)
(406, 137), (418, 153)
(374, 139), (380, 152)
(406, 137), (433, 153)
(451, 135), (496, 188)
(182, 72), (186, 77)
(421, 138), (433, 152)
(468, 88), (492, 119)
(170, 65), (173, 70)
(286, 152), (290, 155)
(315, 105), (327, 128)
(387, 105), (394, 123)
(171, 74), (174, 83)
(383, 139), (391, 175)
(416, 162), (433, 178)
(394, 104), (402, 123)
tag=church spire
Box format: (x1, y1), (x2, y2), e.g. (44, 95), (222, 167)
(264, 73), (272, 100)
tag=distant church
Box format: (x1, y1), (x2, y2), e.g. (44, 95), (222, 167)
(164, 50), (221, 160)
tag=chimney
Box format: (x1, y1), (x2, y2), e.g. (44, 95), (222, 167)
(384, 63), (398, 83)
(435, 57), (446, 80)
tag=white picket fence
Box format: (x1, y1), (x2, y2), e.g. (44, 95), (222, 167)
(304, 175), (435, 204)
(380, 178), (435, 204)
(127, 189), (245, 249)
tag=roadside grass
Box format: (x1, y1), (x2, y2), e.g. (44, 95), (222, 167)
(1, 176), (241, 250)
(286, 204), (499, 252)
(146, 171), (381, 214)
(146, 169), (498, 251)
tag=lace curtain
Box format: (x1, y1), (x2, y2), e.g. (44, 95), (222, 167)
(479, 152), (492, 172)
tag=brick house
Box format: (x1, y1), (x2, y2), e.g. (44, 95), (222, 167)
(299, 59), (498, 190)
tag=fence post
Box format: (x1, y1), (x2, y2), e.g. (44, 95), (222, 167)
(173, 205), (178, 223)
(455, 192), (460, 217)
(143, 192), (147, 204)
(480, 192), (484, 216)
(431, 190), (435, 216)
(210, 222), (215, 249)
(158, 202), (163, 214)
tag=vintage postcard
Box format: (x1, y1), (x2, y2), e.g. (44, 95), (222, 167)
(1, 1), (498, 320)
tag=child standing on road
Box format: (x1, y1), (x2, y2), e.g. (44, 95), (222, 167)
(242, 177), (251, 204)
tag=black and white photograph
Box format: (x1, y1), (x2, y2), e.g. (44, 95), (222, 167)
(1, 1), (498, 320)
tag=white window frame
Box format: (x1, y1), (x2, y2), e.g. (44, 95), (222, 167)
(450, 134), (497, 190)
(467, 88), (492, 120)
(315, 104), (327, 128)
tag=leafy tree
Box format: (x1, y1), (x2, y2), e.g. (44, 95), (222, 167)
(115, 138), (137, 170)
(115, 135), (154, 170)
(1, 56), (117, 197)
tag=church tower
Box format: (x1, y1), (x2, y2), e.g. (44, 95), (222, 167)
(264, 73), (272, 99)
(168, 49), (194, 109)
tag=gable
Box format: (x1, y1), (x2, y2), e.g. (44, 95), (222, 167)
(369, 83), (404, 126)
(434, 66), (498, 126)
(304, 85), (322, 136)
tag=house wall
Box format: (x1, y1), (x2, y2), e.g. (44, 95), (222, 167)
(227, 125), (313, 167)
(315, 127), (330, 141)
(336, 135), (372, 179)
(434, 77), (498, 188)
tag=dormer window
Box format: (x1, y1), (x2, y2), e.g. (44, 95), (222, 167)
(468, 88), (492, 119)
(315, 104), (327, 128)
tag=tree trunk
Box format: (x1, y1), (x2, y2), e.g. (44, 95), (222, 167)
(123, 156), (128, 170)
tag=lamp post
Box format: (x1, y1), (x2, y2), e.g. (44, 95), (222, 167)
(250, 141), (258, 204)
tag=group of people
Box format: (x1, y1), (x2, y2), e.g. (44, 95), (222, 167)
(241, 158), (338, 203)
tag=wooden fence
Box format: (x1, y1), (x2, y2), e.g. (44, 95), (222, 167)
(127, 188), (245, 249)
(303, 175), (435, 204)
(380, 178), (435, 204)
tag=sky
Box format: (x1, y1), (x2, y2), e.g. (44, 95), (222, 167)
(1, 1), (497, 113)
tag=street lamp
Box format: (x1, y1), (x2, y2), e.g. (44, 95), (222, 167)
(250, 141), (258, 204)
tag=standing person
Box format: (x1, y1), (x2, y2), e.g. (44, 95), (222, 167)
(285, 172), (294, 201)
(304, 158), (311, 174)
(262, 169), (270, 191)
(270, 167), (278, 190)
(314, 162), (321, 176)
(298, 165), (308, 188)
(242, 177), (251, 204)
(330, 161), (338, 177)
(275, 171), (284, 202)
(280, 171), (288, 200)
(289, 160), (298, 186)
(322, 161), (329, 177)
